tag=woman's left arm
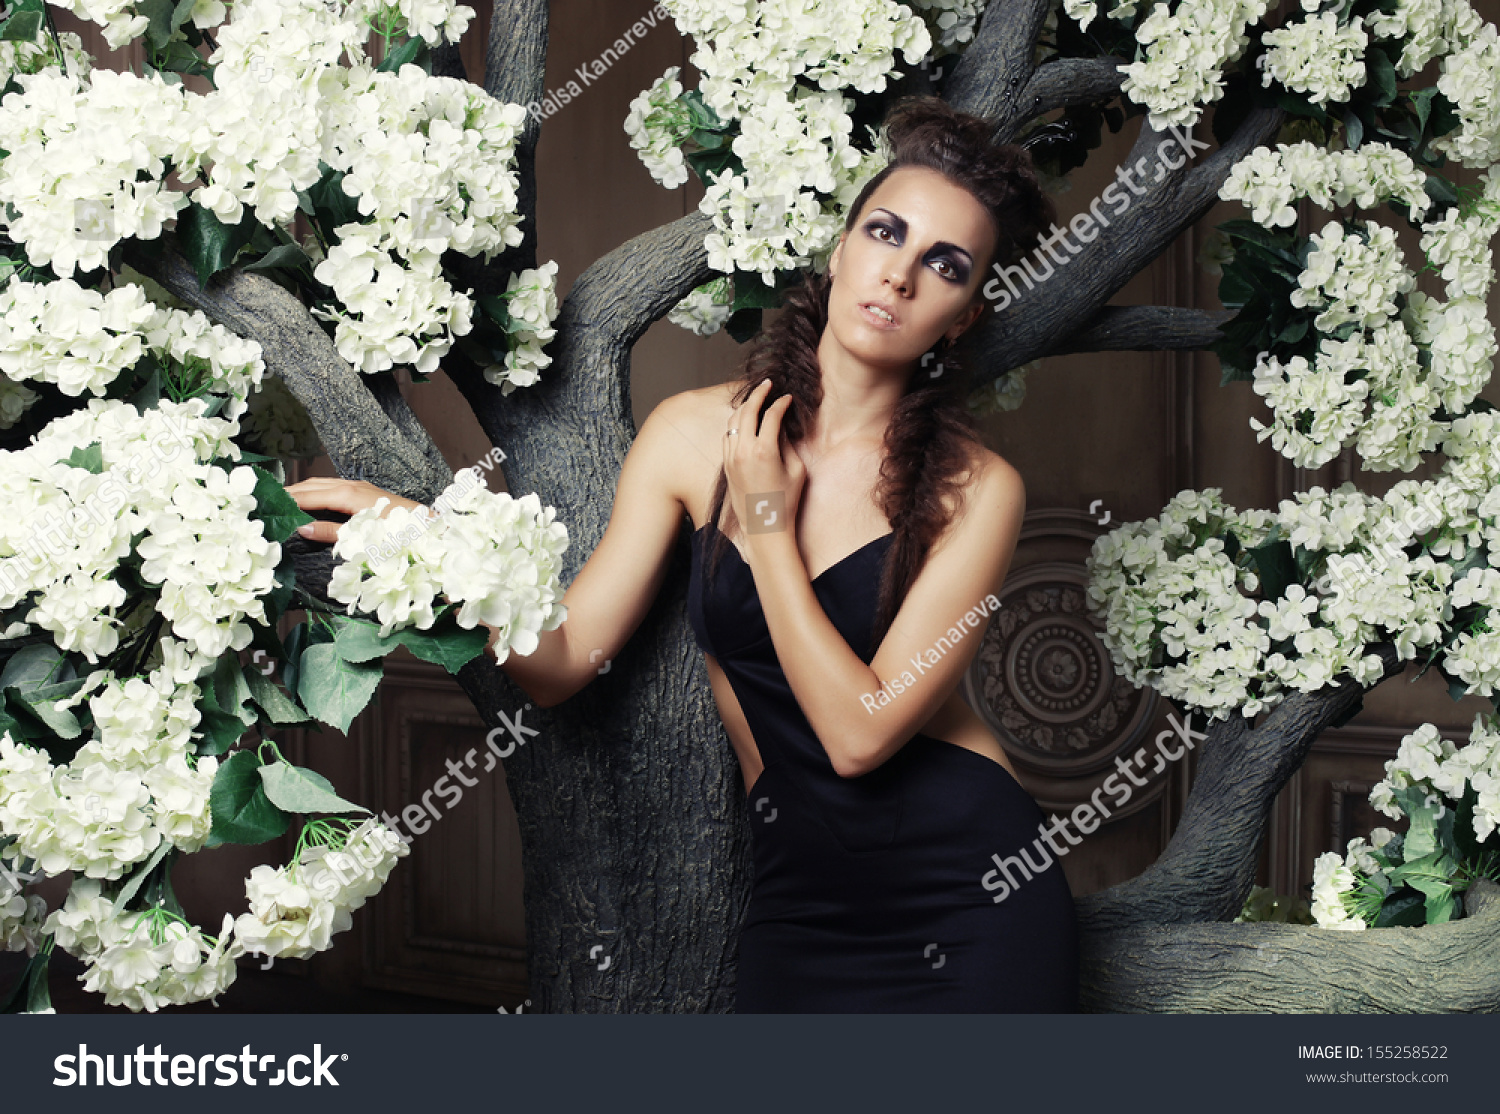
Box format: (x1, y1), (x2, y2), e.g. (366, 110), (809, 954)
(746, 459), (1023, 777)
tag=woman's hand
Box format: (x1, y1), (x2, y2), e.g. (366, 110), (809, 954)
(723, 378), (806, 541)
(284, 477), (426, 544)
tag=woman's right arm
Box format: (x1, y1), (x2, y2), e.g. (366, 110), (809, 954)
(286, 391), (703, 709)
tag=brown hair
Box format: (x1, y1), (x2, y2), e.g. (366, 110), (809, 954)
(703, 94), (1055, 649)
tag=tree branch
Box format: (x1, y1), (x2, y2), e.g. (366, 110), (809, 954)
(1079, 642), (1408, 932)
(121, 240), (453, 502)
(1044, 305), (1239, 355)
(1084, 877), (1500, 1012)
(999, 55), (1130, 143)
(968, 101), (1284, 377)
(943, 0), (1056, 123)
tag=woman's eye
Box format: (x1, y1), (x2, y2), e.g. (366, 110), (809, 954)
(870, 223), (894, 241)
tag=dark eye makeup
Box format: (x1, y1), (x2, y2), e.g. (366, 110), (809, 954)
(863, 210), (972, 284)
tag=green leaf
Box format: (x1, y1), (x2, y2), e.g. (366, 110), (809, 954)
(0, 643), (71, 692)
(1341, 109), (1363, 151)
(297, 643), (383, 732)
(176, 204), (259, 287)
(249, 464), (313, 543)
(1365, 44), (1397, 107)
(137, 0), (175, 50)
(376, 35), (429, 73)
(242, 242), (314, 276)
(195, 705), (246, 757)
(258, 761), (368, 815)
(128, 358), (163, 411)
(393, 622), (489, 674)
(63, 442), (104, 475)
(1372, 889), (1427, 927)
(305, 163), (362, 243)
(0, 941), (53, 1014)
(332, 618), (402, 663)
(0, 11), (43, 40)
(245, 668), (311, 725)
(110, 839), (174, 915)
(211, 653), (257, 726)
(1246, 537), (1298, 603)
(6, 682), (83, 740)
(209, 750), (290, 844)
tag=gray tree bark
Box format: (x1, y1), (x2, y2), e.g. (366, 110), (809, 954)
(122, 0), (1500, 1012)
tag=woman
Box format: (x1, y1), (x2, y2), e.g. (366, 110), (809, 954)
(289, 95), (1079, 1012)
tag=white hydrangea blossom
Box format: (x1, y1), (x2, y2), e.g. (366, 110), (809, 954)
(44, 878), (242, 1012)
(1117, 0), (1275, 130)
(234, 819), (408, 960)
(1310, 850), (1368, 930)
(667, 277), (734, 336)
(0, 856), (48, 955)
(327, 478), (568, 661)
(0, 28), (92, 83)
(1292, 220), (1416, 333)
(0, 397), (272, 663)
(483, 261), (560, 395)
(1362, 0), (1485, 77)
(905, 0), (987, 53)
(49, 0), (151, 50)
(1261, 11), (1369, 107)
(312, 231), (473, 375)
(0, 68), (194, 278)
(1433, 21), (1500, 168)
(639, 0), (926, 298)
(1219, 142), (1432, 230)
(624, 67), (692, 190)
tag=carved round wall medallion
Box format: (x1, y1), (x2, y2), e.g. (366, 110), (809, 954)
(961, 512), (1172, 814)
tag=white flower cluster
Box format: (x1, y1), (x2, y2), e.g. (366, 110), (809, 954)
(1064, 0), (1142, 31)
(327, 477), (567, 660)
(1116, 0), (1274, 130)
(624, 66), (692, 190)
(311, 228), (474, 375)
(1292, 220), (1414, 333)
(667, 277), (734, 335)
(1434, 20), (1500, 167)
(1260, 11), (1370, 107)
(1085, 489), (1284, 720)
(240, 374), (325, 461)
(0, 68), (192, 278)
(1222, 148), (1500, 472)
(0, 667), (216, 882)
(233, 819), (408, 960)
(905, 0), (987, 54)
(1371, 718), (1500, 840)
(1083, 481), (1482, 721)
(45, 878), (241, 1011)
(0, 0), (553, 389)
(636, 0), (925, 324)
(483, 261), (560, 395)
(48, 0), (151, 50)
(1362, 0), (1485, 78)
(1219, 141), (1433, 230)
(0, 278), (265, 423)
(1, 398), (272, 663)
(1310, 845), (1371, 930)
(0, 853), (48, 955)
(0, 27), (92, 83)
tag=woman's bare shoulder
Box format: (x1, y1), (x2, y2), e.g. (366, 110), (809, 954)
(642, 384), (738, 520)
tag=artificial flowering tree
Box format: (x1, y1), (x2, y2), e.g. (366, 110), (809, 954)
(4, 0), (1500, 1014)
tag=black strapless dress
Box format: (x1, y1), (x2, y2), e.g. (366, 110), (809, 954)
(687, 521), (1079, 1013)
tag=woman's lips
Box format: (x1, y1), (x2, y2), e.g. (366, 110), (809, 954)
(859, 303), (899, 329)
